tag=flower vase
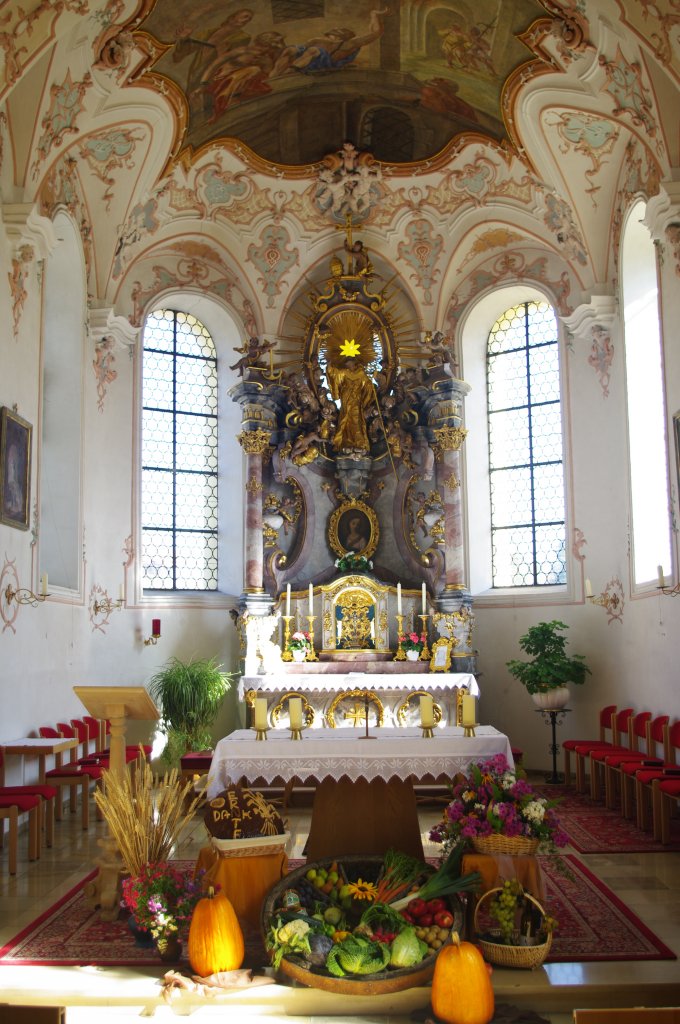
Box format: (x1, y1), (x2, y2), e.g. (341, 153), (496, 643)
(292, 649), (307, 663)
(405, 650), (420, 662)
(155, 934), (182, 963)
(127, 915), (154, 948)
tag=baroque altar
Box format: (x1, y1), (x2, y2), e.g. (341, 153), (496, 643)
(229, 148), (476, 709)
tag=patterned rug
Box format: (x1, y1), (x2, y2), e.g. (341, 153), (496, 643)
(536, 784), (680, 854)
(0, 854), (674, 966)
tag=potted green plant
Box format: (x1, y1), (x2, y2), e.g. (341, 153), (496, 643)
(505, 620), (590, 709)
(148, 656), (233, 765)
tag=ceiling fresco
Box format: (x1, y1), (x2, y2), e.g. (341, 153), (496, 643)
(136, 0), (547, 165)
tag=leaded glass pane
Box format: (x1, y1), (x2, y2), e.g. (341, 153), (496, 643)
(487, 300), (566, 588)
(141, 309), (218, 590)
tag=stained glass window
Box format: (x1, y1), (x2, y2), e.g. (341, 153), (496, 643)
(141, 309), (217, 590)
(487, 301), (566, 587)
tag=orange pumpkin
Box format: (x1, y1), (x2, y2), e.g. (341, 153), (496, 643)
(187, 886), (245, 977)
(431, 931), (494, 1024)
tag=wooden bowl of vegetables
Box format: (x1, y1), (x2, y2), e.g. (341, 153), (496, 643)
(261, 848), (475, 995)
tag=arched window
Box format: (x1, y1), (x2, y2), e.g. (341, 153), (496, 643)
(621, 201), (671, 586)
(141, 309), (218, 591)
(486, 300), (566, 587)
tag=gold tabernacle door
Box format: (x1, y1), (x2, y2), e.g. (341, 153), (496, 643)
(318, 574), (391, 656)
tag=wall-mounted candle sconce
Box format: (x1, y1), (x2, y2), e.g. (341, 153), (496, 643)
(4, 573), (49, 607)
(656, 566), (680, 596)
(93, 585), (125, 615)
(144, 618), (162, 646)
(585, 578), (623, 617)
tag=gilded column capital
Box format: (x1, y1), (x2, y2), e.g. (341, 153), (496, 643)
(237, 428), (273, 455)
(432, 425), (468, 453)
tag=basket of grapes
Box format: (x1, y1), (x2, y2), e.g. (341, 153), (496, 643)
(261, 847), (479, 995)
(473, 880), (554, 969)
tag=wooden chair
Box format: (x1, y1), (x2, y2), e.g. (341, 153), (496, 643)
(0, 793), (41, 874)
(589, 711), (652, 804)
(39, 726), (101, 830)
(0, 747), (57, 850)
(562, 704), (617, 789)
(606, 714), (669, 816)
(651, 770), (680, 843)
(624, 720), (680, 830)
(568, 707), (633, 795)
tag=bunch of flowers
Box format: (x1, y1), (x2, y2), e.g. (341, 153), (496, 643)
(288, 630), (312, 653)
(121, 862), (205, 939)
(335, 553), (373, 573)
(429, 754), (568, 855)
(399, 632), (426, 654)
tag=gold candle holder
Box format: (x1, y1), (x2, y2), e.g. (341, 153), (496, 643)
(421, 726), (434, 739)
(253, 727), (269, 741)
(463, 724), (477, 738)
(394, 613), (406, 660)
(281, 615), (293, 661)
(305, 615), (319, 661)
(289, 728), (303, 741)
(418, 614), (431, 660)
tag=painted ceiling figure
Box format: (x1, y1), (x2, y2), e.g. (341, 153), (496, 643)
(327, 357), (375, 452)
(271, 7), (390, 77)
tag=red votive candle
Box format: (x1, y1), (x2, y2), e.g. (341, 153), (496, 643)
(152, 618), (161, 637)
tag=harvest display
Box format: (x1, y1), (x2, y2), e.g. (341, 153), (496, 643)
(262, 848), (479, 992)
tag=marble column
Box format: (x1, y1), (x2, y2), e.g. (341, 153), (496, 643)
(432, 424), (468, 593)
(237, 429), (273, 597)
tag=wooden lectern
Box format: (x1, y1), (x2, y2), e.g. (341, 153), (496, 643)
(73, 685), (159, 920)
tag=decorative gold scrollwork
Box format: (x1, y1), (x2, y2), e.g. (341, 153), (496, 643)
(270, 691), (315, 729)
(395, 690), (444, 727)
(326, 688), (384, 728)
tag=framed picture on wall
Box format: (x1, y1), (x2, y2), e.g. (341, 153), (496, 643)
(0, 407), (32, 530)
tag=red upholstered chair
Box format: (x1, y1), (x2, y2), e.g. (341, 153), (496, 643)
(562, 705), (625, 793)
(652, 772), (680, 843)
(624, 720), (680, 830)
(39, 726), (102, 829)
(0, 747), (57, 850)
(607, 714), (669, 817)
(589, 711), (653, 805)
(0, 792), (41, 874)
(96, 717), (152, 760)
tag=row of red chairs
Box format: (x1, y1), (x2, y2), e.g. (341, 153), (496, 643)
(563, 705), (680, 841)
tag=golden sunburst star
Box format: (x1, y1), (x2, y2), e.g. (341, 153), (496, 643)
(339, 339), (361, 358)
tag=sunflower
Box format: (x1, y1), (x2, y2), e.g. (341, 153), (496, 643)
(345, 878), (378, 901)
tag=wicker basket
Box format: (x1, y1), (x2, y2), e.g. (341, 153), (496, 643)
(210, 831), (290, 859)
(473, 888), (552, 969)
(471, 834), (539, 856)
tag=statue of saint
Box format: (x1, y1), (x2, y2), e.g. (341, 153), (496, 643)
(327, 357), (375, 452)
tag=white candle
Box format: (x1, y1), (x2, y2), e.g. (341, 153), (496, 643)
(397, 583), (402, 614)
(118, 583), (125, 602)
(421, 582), (427, 614)
(462, 695), (476, 727)
(289, 697), (302, 731)
(658, 565), (665, 587)
(40, 572), (48, 596)
(286, 583), (291, 616)
(254, 697), (268, 731)
(585, 578), (593, 598)
(420, 694), (434, 729)
(308, 582), (313, 615)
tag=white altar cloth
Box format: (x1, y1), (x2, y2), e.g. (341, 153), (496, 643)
(206, 725), (512, 799)
(238, 672), (478, 700)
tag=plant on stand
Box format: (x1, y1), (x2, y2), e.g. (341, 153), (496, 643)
(148, 656), (234, 765)
(399, 631), (426, 662)
(288, 630), (311, 662)
(505, 619), (590, 709)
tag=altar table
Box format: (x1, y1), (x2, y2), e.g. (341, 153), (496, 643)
(207, 726), (513, 861)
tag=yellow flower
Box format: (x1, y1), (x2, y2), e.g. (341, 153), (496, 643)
(345, 878), (378, 901)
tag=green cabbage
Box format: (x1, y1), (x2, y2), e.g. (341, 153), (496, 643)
(389, 926), (428, 968)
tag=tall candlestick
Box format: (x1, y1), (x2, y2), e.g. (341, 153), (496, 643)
(286, 583), (291, 616)
(40, 573), (48, 596)
(421, 583), (427, 614)
(308, 582), (313, 615)
(420, 694), (434, 729)
(658, 565), (665, 588)
(461, 695), (476, 727)
(254, 697), (268, 731)
(289, 697), (302, 731)
(585, 578), (593, 598)
(397, 582), (402, 614)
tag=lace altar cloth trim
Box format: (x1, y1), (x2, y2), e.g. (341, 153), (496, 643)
(207, 726), (512, 798)
(238, 672), (479, 700)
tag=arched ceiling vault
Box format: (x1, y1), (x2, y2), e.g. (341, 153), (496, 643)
(1, 0), (679, 349)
